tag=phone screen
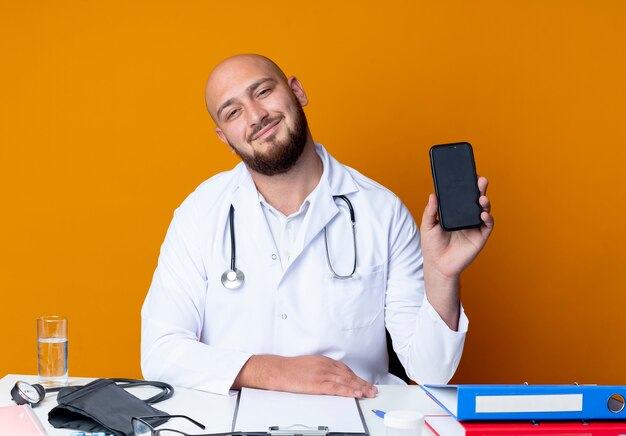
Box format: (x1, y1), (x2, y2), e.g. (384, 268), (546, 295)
(429, 142), (482, 231)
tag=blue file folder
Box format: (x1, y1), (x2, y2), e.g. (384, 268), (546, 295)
(420, 384), (626, 421)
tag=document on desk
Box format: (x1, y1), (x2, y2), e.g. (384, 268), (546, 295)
(233, 388), (368, 434)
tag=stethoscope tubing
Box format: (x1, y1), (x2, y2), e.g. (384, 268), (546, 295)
(228, 205), (236, 272)
(222, 195), (357, 289)
(323, 195), (357, 279)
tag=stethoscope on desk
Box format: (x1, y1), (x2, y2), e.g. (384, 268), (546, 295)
(221, 195), (357, 289)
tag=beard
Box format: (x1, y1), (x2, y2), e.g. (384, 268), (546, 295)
(230, 103), (309, 176)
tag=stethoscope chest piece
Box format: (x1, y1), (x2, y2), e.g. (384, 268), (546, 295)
(221, 268), (245, 289)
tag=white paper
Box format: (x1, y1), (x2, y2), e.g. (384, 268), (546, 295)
(475, 394), (583, 413)
(233, 388), (367, 433)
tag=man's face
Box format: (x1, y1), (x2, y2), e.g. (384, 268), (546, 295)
(205, 56), (310, 176)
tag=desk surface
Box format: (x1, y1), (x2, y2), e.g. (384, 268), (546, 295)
(0, 374), (443, 435)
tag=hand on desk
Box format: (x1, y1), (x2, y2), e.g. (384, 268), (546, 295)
(232, 354), (378, 398)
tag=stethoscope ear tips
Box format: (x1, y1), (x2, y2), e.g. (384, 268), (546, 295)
(221, 268), (245, 289)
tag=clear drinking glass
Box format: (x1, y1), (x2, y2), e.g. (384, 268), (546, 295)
(37, 315), (68, 387)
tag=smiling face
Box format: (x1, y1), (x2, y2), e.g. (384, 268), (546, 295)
(205, 55), (311, 176)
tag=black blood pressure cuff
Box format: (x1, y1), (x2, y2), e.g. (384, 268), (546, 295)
(48, 378), (170, 436)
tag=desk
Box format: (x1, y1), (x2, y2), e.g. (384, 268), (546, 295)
(0, 374), (443, 435)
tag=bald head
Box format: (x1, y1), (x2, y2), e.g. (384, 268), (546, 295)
(202, 54), (313, 176)
(205, 54), (289, 122)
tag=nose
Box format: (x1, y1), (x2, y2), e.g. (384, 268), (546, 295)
(246, 100), (269, 128)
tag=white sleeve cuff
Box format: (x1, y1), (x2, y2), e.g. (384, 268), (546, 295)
(422, 291), (469, 334)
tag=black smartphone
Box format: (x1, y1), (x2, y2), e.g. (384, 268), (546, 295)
(429, 142), (482, 231)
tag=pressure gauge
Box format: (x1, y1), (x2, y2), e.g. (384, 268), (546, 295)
(10, 380), (47, 406)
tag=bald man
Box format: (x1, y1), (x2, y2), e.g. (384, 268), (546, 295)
(141, 54), (493, 396)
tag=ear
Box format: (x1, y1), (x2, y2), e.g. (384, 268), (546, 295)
(215, 127), (229, 145)
(288, 76), (308, 107)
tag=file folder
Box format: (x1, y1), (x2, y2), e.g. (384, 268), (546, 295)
(425, 414), (626, 436)
(420, 384), (626, 421)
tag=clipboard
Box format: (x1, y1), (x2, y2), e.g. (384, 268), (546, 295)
(232, 388), (369, 436)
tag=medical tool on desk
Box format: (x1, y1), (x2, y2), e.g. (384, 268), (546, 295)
(10, 379), (61, 406)
(221, 195), (357, 289)
(11, 378), (173, 407)
(51, 379), (172, 435)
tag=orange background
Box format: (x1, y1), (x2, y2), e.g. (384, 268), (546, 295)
(1, 1), (625, 384)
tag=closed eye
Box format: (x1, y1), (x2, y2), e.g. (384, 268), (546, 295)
(226, 108), (240, 120)
(257, 88), (272, 98)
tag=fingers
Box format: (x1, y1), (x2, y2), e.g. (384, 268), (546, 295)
(477, 176), (492, 233)
(421, 193), (439, 231)
(480, 210), (494, 238)
(477, 176), (489, 196)
(322, 376), (377, 398)
(322, 380), (378, 398)
(479, 194), (491, 214)
(481, 210), (494, 227)
(262, 355), (377, 399)
(327, 360), (377, 398)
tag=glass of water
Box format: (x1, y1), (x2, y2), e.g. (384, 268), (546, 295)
(37, 315), (68, 387)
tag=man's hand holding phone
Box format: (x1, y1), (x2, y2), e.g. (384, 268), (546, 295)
(421, 176), (493, 279)
(419, 142), (494, 330)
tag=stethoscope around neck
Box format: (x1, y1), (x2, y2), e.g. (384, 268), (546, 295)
(220, 195), (357, 289)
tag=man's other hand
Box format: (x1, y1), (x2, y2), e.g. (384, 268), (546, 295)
(232, 354), (378, 398)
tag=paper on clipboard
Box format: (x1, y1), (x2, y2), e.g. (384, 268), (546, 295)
(233, 388), (368, 434)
